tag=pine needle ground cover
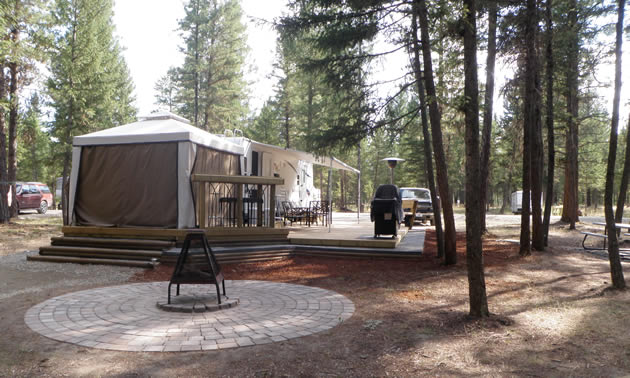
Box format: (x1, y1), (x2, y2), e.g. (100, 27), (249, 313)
(1, 222), (629, 376)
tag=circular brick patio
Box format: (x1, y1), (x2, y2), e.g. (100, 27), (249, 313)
(24, 280), (354, 352)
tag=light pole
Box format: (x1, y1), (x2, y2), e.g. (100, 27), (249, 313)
(382, 157), (404, 185)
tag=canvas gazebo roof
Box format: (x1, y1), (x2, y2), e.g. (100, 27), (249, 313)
(73, 112), (243, 154)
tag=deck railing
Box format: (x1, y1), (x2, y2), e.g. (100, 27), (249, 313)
(192, 174), (285, 229)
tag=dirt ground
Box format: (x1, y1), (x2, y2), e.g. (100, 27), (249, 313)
(1, 217), (630, 377)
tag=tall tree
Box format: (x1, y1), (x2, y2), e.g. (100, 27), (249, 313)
(463, 0), (489, 317)
(616, 116), (630, 224)
(154, 67), (179, 112)
(529, 10), (544, 252)
(603, 0), (626, 289)
(0, 62), (8, 223)
(560, 0), (580, 229)
(176, 0), (248, 131)
(410, 6), (445, 259)
(542, 0), (555, 246)
(480, 0), (498, 233)
(2, 0), (49, 218)
(416, 0), (457, 265)
(47, 0), (136, 224)
(17, 94), (51, 183)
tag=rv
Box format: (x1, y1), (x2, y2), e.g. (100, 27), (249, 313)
(225, 137), (358, 208)
(511, 191), (544, 214)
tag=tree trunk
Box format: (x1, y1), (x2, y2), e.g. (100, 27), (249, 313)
(193, 10), (200, 127)
(561, 0), (580, 229)
(520, 0), (539, 256)
(614, 119), (630, 223)
(604, 0), (626, 290)
(480, 0), (497, 234)
(8, 57), (18, 218)
(0, 66), (9, 223)
(530, 16), (544, 251)
(340, 170), (346, 210)
(284, 102), (291, 149)
(357, 145), (363, 212)
(500, 181), (509, 214)
(463, 0), (489, 317)
(411, 7), (445, 259)
(417, 0), (457, 265)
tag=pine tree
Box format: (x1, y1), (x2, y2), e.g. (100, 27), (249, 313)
(154, 67), (179, 112)
(0, 0), (49, 222)
(176, 0), (248, 131)
(47, 0), (136, 224)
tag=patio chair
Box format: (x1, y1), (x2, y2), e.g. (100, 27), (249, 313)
(282, 201), (307, 225)
(309, 200), (330, 226)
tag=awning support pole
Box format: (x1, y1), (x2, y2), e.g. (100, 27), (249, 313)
(328, 156), (333, 233)
(357, 171), (361, 224)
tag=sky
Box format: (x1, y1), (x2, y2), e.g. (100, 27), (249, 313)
(113, 0), (288, 117)
(112, 1), (629, 124)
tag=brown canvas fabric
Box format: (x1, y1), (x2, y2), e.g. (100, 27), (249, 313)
(75, 143), (178, 227)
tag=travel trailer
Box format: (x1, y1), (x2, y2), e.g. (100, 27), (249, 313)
(511, 191), (544, 214)
(224, 136), (359, 208)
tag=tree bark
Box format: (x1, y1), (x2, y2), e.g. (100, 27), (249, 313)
(604, 0), (626, 289)
(520, 0), (539, 256)
(463, 0), (489, 317)
(340, 170), (346, 210)
(530, 12), (544, 251)
(614, 119), (630, 223)
(542, 0), (555, 248)
(561, 0), (580, 229)
(357, 145), (363, 212)
(480, 0), (497, 234)
(8, 58), (18, 218)
(416, 0), (457, 265)
(0, 66), (9, 223)
(411, 7), (445, 259)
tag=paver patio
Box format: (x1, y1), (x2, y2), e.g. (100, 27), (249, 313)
(24, 280), (354, 352)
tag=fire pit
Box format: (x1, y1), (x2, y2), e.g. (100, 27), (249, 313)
(158, 232), (238, 313)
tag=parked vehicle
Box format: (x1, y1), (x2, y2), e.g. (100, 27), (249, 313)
(400, 187), (434, 225)
(511, 191), (544, 214)
(14, 182), (53, 214)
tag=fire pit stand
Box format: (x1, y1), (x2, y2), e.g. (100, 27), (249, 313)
(168, 232), (225, 305)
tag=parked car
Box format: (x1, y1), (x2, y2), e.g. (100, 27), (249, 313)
(14, 182), (53, 214)
(400, 187), (434, 225)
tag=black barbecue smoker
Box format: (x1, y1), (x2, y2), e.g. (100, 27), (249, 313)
(370, 184), (403, 238)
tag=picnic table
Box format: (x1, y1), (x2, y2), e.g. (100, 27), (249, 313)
(581, 222), (630, 260)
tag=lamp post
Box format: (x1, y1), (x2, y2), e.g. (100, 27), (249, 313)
(382, 157), (404, 185)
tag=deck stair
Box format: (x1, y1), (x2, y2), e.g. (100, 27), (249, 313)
(28, 236), (176, 268)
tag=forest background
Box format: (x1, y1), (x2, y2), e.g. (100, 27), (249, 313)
(1, 0), (629, 225)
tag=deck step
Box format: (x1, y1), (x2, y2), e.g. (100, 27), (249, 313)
(40, 246), (162, 260)
(160, 250), (292, 264)
(219, 256), (290, 264)
(295, 250), (420, 259)
(27, 254), (157, 268)
(51, 236), (174, 250)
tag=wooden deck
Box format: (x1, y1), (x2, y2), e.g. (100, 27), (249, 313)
(61, 225), (290, 243)
(29, 213), (421, 267)
(288, 212), (405, 249)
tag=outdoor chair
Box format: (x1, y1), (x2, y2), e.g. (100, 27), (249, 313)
(309, 200), (330, 227)
(281, 201), (308, 225)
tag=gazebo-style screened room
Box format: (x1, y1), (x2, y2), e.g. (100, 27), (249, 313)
(68, 112), (243, 228)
